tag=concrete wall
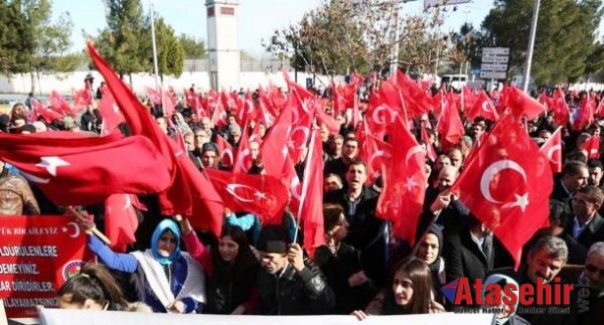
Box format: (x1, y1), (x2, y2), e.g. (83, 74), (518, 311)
(0, 70), (342, 96)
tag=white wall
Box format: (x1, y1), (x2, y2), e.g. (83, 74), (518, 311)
(0, 70), (341, 96)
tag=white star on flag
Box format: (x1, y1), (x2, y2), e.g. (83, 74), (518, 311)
(254, 191), (268, 200)
(403, 176), (419, 192)
(504, 193), (530, 212)
(36, 156), (70, 176)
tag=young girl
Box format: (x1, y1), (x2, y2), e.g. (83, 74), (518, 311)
(352, 257), (444, 319)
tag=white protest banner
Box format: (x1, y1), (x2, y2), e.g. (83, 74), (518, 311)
(38, 308), (495, 325)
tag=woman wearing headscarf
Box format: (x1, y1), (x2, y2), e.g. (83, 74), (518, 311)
(80, 218), (206, 313)
(482, 274), (530, 325)
(415, 224), (446, 305)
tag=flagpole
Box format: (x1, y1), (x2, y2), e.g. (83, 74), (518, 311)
(292, 128), (317, 244)
(149, 0), (161, 90)
(522, 0), (541, 93)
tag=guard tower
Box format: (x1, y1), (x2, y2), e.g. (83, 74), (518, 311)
(206, 0), (241, 90)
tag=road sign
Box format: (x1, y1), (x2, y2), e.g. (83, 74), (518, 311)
(480, 71), (507, 80)
(481, 63), (508, 72)
(481, 55), (509, 64)
(480, 47), (510, 80)
(482, 47), (510, 56)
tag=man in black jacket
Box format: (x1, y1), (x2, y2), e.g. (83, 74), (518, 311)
(255, 225), (335, 315)
(567, 185), (604, 250)
(323, 160), (387, 285)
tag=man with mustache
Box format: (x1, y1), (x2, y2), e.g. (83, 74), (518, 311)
(495, 236), (571, 325)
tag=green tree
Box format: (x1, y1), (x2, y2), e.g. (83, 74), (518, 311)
(0, 0), (79, 92)
(0, 0), (34, 75)
(178, 34), (205, 59)
(140, 16), (184, 79)
(94, 0), (147, 80)
(482, 0), (603, 85)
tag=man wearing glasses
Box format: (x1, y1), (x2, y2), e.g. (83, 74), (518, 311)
(573, 242), (604, 325)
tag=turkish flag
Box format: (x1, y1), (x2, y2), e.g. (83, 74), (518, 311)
(581, 134), (600, 159)
(0, 132), (171, 206)
(467, 91), (499, 122)
(376, 116), (427, 246)
(88, 42), (224, 236)
(297, 130), (325, 257)
(259, 96), (293, 177)
(98, 86), (125, 134)
(48, 91), (74, 116)
(215, 135), (235, 168)
(361, 133), (392, 184)
(205, 168), (289, 224)
(31, 98), (63, 124)
(451, 115), (553, 269)
(145, 87), (162, 106)
(551, 88), (570, 126)
(573, 94), (596, 131)
(73, 86), (93, 112)
(395, 71), (433, 117)
(461, 86), (478, 111)
(504, 86), (546, 120)
(436, 97), (465, 152)
(104, 194), (141, 252)
(288, 111), (312, 164)
(540, 127), (563, 173)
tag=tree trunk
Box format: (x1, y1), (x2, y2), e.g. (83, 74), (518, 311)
(29, 71), (36, 94)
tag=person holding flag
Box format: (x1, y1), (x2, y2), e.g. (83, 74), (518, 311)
(75, 216), (206, 314)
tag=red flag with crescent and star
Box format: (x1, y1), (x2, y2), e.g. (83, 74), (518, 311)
(451, 114), (553, 269)
(539, 127), (563, 173)
(0, 132), (171, 206)
(204, 168), (289, 224)
(376, 116), (427, 246)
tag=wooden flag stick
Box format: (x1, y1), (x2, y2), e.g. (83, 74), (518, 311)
(67, 206), (111, 245)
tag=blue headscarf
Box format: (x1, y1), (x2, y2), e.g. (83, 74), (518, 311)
(151, 219), (182, 265)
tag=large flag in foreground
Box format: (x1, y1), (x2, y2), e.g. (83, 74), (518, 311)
(451, 115), (553, 269)
(0, 132), (171, 205)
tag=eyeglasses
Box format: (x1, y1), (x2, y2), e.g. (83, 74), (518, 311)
(585, 264), (604, 277)
(159, 237), (177, 244)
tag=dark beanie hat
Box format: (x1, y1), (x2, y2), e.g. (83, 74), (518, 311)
(257, 225), (289, 253)
(21, 124), (36, 133)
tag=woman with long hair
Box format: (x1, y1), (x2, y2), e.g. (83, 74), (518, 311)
(179, 217), (259, 314)
(352, 257), (444, 319)
(57, 263), (150, 312)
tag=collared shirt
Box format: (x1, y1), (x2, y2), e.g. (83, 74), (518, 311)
(573, 217), (594, 239)
(470, 231), (485, 250)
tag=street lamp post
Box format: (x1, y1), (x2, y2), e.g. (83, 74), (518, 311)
(149, 0), (160, 89)
(522, 0), (540, 93)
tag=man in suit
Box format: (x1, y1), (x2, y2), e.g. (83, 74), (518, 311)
(551, 160), (589, 204)
(444, 215), (495, 287)
(567, 185), (604, 250)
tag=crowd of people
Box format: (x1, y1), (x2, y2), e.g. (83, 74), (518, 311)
(1, 76), (603, 325)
